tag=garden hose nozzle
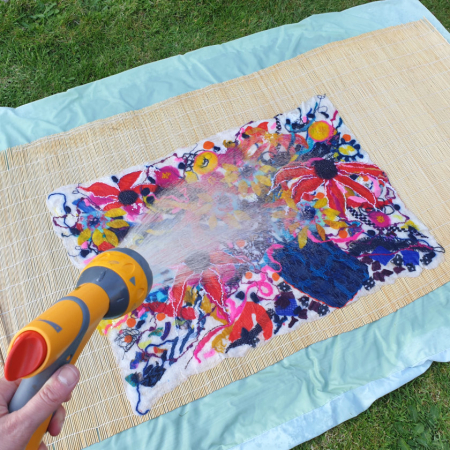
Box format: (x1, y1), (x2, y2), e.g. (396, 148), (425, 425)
(4, 248), (153, 450)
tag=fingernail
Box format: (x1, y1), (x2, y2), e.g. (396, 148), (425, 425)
(57, 365), (79, 387)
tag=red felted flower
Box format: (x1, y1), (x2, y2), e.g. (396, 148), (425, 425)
(79, 171), (156, 213)
(272, 158), (389, 214)
(229, 302), (273, 343)
(149, 251), (248, 322)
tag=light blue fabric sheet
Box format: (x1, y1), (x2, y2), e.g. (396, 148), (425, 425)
(1, 0), (448, 448)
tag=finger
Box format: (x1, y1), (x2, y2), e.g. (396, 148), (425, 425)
(0, 377), (21, 405)
(38, 441), (47, 450)
(47, 405), (66, 437)
(64, 392), (72, 403)
(16, 365), (79, 433)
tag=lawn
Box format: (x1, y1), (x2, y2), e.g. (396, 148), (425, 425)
(1, 1), (450, 449)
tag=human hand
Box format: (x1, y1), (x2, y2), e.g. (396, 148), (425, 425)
(0, 364), (80, 450)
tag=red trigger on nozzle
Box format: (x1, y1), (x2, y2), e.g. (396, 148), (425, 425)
(4, 331), (47, 381)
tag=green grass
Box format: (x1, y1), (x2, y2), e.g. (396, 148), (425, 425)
(1, 1), (450, 449)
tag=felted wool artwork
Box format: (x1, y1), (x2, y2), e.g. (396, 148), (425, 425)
(47, 95), (444, 414)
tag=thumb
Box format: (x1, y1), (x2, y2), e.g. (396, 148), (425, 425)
(17, 365), (80, 432)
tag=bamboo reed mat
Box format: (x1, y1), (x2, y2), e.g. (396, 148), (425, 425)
(0, 19), (449, 449)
